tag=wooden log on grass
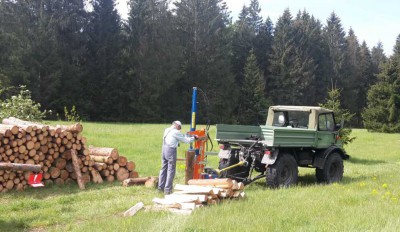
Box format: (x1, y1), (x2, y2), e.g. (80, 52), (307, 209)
(122, 177), (150, 187)
(70, 149), (85, 190)
(123, 202), (144, 217)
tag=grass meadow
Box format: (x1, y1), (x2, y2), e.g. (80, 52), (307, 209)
(1, 122), (400, 231)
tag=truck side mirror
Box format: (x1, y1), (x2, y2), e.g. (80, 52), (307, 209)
(335, 123), (342, 130)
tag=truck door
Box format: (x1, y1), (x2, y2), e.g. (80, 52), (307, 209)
(316, 113), (336, 148)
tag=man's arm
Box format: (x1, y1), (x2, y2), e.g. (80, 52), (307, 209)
(173, 131), (195, 144)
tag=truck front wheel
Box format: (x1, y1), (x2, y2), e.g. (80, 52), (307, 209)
(316, 153), (343, 183)
(266, 153), (298, 188)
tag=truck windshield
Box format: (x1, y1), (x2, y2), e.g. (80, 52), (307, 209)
(272, 111), (309, 128)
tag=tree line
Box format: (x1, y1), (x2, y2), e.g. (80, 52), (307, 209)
(0, 0), (399, 131)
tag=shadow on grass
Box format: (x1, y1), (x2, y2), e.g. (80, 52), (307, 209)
(245, 172), (370, 189)
(347, 157), (386, 165)
(0, 219), (30, 232)
(4, 182), (121, 200)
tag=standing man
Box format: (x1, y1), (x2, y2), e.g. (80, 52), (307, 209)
(158, 121), (197, 195)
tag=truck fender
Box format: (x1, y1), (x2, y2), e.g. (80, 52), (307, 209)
(313, 146), (349, 169)
(261, 149), (279, 165)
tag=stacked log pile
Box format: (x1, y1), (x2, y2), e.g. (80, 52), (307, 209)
(151, 178), (245, 215)
(0, 117), (138, 192)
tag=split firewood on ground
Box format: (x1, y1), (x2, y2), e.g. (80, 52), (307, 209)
(123, 202), (144, 217)
(151, 178), (246, 215)
(0, 118), (139, 192)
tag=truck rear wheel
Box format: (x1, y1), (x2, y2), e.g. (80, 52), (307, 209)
(316, 153), (343, 183)
(266, 153), (298, 188)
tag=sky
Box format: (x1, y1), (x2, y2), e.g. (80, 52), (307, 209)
(115, 0), (399, 56)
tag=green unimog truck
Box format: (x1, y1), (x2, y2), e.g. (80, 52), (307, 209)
(216, 105), (350, 187)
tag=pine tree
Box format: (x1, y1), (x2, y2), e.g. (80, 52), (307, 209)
(0, 0), (88, 118)
(173, 0), (236, 123)
(253, 17), (273, 94)
(268, 9), (296, 104)
(323, 12), (346, 90)
(341, 28), (362, 125)
(124, 0), (180, 122)
(363, 34), (400, 132)
(84, 0), (124, 120)
(319, 88), (355, 146)
(371, 42), (387, 76)
(238, 51), (267, 124)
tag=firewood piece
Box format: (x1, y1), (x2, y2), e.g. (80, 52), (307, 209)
(179, 203), (196, 210)
(70, 149), (85, 190)
(126, 161), (135, 171)
(187, 178), (233, 189)
(89, 155), (113, 164)
(49, 167), (61, 179)
(90, 169), (103, 184)
(123, 202), (144, 217)
(100, 169), (110, 177)
(0, 163), (41, 172)
(60, 169), (69, 180)
(54, 178), (65, 185)
(106, 175), (115, 182)
(93, 162), (107, 171)
(88, 146), (119, 160)
(231, 180), (239, 190)
(122, 177), (150, 187)
(82, 172), (91, 184)
(2, 118), (33, 133)
(238, 182), (245, 190)
(117, 156), (127, 166)
(116, 167), (129, 181)
(164, 194), (207, 203)
(54, 158), (67, 170)
(6, 180), (14, 190)
(0, 124), (19, 135)
(174, 184), (213, 195)
(185, 150), (195, 184)
(56, 123), (83, 133)
(152, 198), (181, 208)
(113, 163), (120, 171)
(145, 176), (159, 188)
(129, 171), (139, 178)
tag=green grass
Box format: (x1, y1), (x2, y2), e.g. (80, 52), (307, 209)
(1, 124), (400, 231)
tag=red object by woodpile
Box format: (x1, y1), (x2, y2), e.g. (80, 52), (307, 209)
(28, 173), (44, 187)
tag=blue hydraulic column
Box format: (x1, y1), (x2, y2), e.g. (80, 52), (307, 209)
(190, 87), (197, 132)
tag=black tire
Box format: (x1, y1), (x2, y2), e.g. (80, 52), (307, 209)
(218, 151), (249, 180)
(316, 153), (344, 183)
(266, 153), (298, 188)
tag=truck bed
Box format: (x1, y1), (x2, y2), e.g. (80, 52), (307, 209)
(216, 124), (317, 147)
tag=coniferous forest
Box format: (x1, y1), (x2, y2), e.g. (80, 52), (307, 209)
(0, 0), (399, 131)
